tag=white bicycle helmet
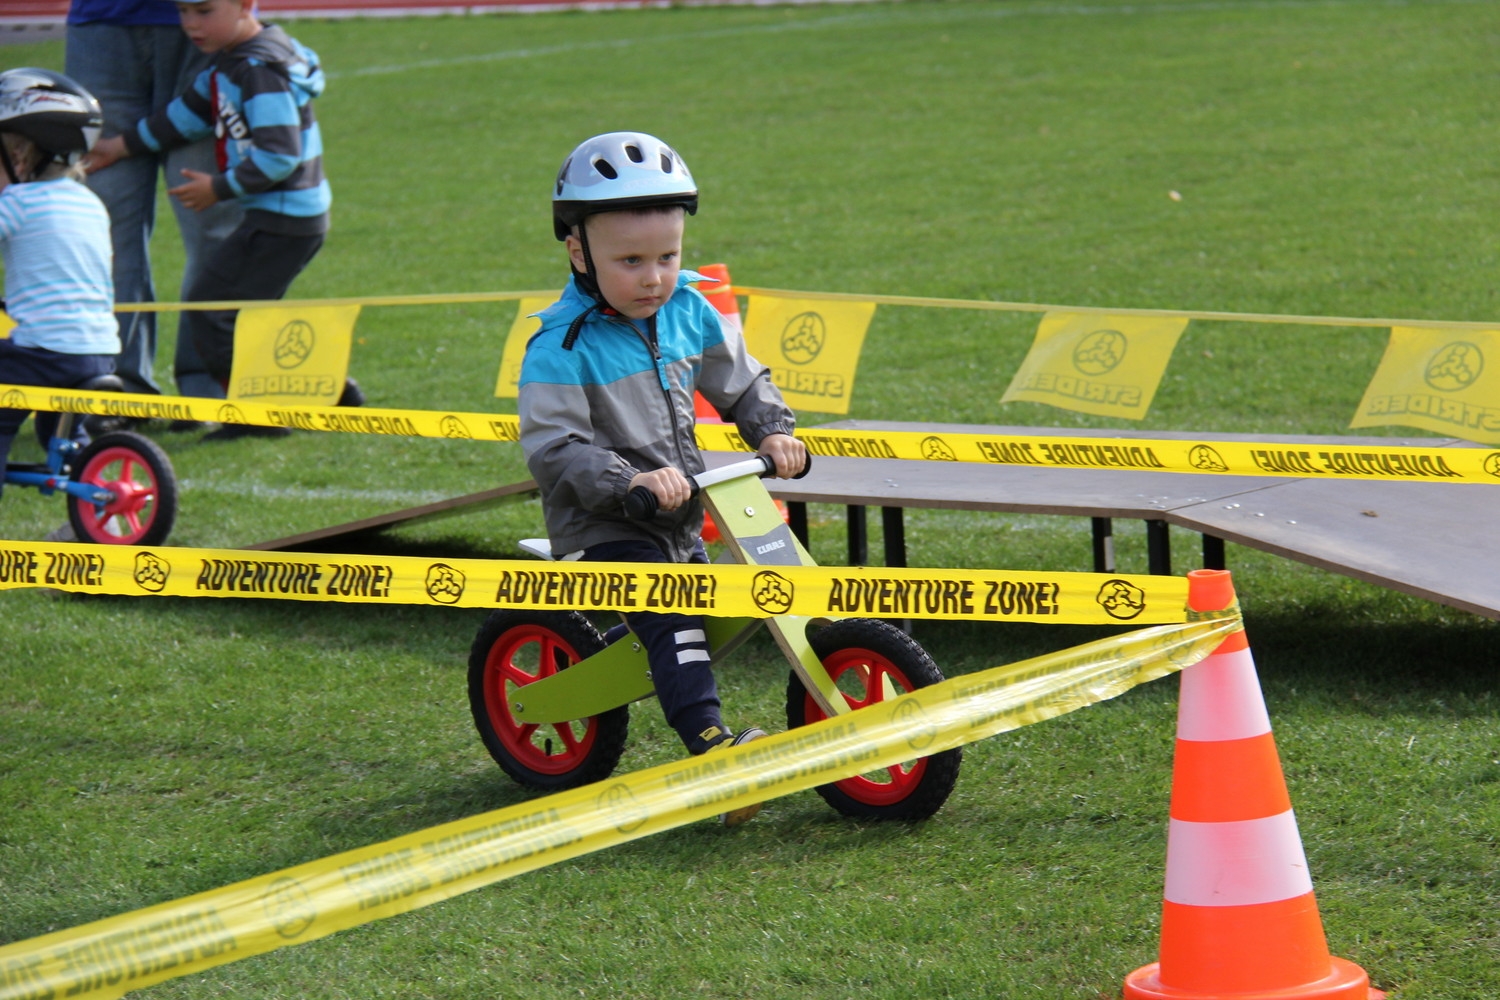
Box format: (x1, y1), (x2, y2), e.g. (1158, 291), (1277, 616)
(552, 131), (698, 240)
(0, 68), (103, 183)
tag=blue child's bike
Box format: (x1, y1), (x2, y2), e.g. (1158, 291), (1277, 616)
(3, 374), (177, 546)
(467, 454), (962, 821)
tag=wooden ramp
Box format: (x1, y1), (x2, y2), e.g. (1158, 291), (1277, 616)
(247, 424), (1499, 620)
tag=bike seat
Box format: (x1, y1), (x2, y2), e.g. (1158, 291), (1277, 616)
(76, 374), (125, 393)
(518, 538), (583, 562)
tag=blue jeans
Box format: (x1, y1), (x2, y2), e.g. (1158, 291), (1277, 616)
(0, 343), (114, 500)
(66, 23), (243, 399)
(583, 537), (727, 754)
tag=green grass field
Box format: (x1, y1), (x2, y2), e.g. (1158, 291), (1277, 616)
(2, 1), (1497, 997)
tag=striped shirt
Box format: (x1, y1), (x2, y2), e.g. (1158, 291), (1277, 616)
(0, 178), (119, 354)
(126, 25), (330, 235)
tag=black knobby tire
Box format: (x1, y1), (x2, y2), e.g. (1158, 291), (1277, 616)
(468, 610), (629, 791)
(66, 431), (178, 546)
(787, 618), (962, 821)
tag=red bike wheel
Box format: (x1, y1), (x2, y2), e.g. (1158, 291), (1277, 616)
(67, 432), (177, 546)
(789, 618), (961, 820)
(468, 610), (628, 791)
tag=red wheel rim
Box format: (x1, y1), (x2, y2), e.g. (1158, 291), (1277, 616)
(803, 648), (927, 805)
(482, 624), (598, 776)
(76, 446), (161, 545)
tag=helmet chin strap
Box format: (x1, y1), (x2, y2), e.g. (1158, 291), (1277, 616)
(563, 218), (623, 350)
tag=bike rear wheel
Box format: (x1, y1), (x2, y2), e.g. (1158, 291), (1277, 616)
(787, 618), (961, 821)
(66, 432), (177, 546)
(468, 610), (629, 791)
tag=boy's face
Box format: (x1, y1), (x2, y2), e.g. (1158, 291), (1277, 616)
(176, 0), (256, 53)
(568, 209), (684, 320)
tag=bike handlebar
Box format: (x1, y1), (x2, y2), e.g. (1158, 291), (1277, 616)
(623, 451), (811, 521)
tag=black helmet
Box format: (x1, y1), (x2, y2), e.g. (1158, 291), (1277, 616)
(0, 68), (103, 181)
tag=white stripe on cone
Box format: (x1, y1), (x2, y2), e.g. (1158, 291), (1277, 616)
(1163, 810), (1315, 908)
(1176, 646), (1273, 742)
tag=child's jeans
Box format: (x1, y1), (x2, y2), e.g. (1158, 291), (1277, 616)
(0, 342), (114, 499)
(582, 536), (727, 755)
(180, 225), (325, 386)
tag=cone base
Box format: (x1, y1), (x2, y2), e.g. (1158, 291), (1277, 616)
(1124, 956), (1381, 1000)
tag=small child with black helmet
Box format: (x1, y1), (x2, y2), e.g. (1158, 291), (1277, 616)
(0, 68), (118, 522)
(520, 131), (807, 823)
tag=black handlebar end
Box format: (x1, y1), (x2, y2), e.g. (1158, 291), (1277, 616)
(624, 485), (660, 521)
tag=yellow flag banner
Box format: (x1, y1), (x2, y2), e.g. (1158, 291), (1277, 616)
(742, 296), (877, 414)
(493, 296), (556, 399)
(228, 305), (361, 406)
(0, 615), (1238, 1000)
(1350, 326), (1500, 445)
(1001, 312), (1190, 419)
(0, 540), (1191, 626)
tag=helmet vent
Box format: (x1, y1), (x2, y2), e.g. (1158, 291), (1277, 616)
(625, 144), (644, 163)
(592, 157), (617, 180)
(660, 151), (673, 173)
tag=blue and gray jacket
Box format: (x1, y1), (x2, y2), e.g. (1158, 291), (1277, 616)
(124, 25), (330, 235)
(519, 271), (796, 561)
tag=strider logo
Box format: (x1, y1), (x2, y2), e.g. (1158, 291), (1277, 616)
(0, 388), (27, 409)
(426, 563), (466, 604)
(597, 782), (648, 834)
(1485, 453), (1500, 479)
(274, 320), (315, 369)
(134, 551), (170, 592)
(780, 311), (825, 364)
(1072, 329), (1127, 376)
(216, 403), (248, 425)
(1424, 341), (1483, 392)
(893, 698), (938, 751)
(440, 415), (473, 439)
(751, 569), (794, 614)
(263, 876), (315, 939)
(1188, 444), (1229, 472)
(920, 435), (957, 461)
(1096, 578), (1147, 620)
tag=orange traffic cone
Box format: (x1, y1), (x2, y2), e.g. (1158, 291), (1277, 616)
(694, 262), (741, 424)
(1123, 569), (1384, 1000)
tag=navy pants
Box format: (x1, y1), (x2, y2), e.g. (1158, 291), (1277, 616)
(181, 225), (325, 386)
(0, 342), (114, 499)
(583, 537), (726, 755)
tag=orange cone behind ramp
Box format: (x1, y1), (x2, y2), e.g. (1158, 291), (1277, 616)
(1123, 569), (1384, 1000)
(694, 262), (741, 423)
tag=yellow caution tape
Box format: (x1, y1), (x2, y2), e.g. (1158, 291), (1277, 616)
(107, 285), (1496, 332)
(0, 540), (1190, 625)
(9, 381), (1489, 483)
(0, 383), (520, 444)
(694, 423), (1500, 484)
(0, 614), (1239, 1000)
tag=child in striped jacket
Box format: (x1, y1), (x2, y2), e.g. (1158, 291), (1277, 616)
(90, 0), (343, 439)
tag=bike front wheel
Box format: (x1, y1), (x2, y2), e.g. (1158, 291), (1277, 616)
(66, 432), (177, 546)
(787, 618), (961, 821)
(468, 610), (629, 791)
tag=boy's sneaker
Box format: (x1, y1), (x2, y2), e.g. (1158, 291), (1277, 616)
(705, 726), (769, 827)
(337, 378), (365, 407)
(44, 523), (76, 542)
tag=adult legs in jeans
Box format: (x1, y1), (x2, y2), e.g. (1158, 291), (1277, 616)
(583, 537), (730, 755)
(182, 226), (325, 387)
(167, 142), (242, 399)
(67, 23), (240, 397)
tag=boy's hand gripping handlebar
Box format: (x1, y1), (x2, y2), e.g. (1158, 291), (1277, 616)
(623, 452), (812, 521)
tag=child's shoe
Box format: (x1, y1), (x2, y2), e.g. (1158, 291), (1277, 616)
(337, 378), (365, 407)
(705, 726), (769, 827)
